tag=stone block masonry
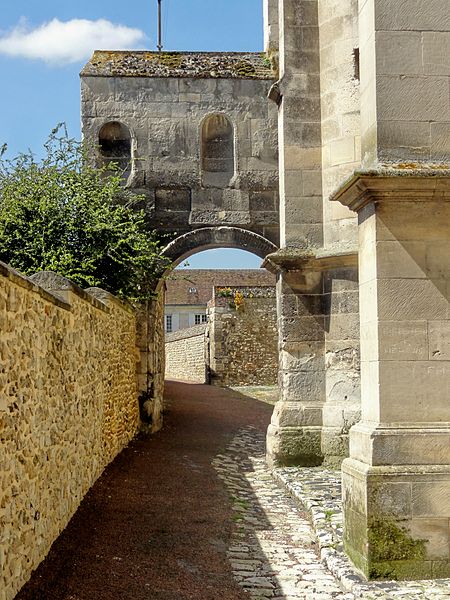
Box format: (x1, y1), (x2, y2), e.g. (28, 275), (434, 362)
(0, 264), (140, 600)
(81, 51), (279, 247)
(165, 324), (207, 383)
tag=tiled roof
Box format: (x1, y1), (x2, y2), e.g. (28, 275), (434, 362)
(81, 51), (274, 79)
(165, 269), (276, 306)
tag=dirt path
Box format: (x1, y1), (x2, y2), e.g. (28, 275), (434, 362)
(16, 381), (273, 600)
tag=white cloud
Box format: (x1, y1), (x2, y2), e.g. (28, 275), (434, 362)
(0, 18), (146, 65)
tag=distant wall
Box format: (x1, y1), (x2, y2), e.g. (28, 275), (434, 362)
(0, 265), (140, 600)
(165, 324), (207, 383)
(208, 286), (278, 386)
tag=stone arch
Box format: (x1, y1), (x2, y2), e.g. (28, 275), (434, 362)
(201, 114), (235, 187)
(162, 226), (278, 266)
(98, 121), (132, 181)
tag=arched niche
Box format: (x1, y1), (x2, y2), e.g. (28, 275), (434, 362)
(98, 121), (132, 182)
(201, 114), (234, 187)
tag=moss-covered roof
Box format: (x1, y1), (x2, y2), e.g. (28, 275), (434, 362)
(81, 51), (274, 79)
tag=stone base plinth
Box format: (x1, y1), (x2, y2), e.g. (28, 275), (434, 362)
(343, 457), (450, 580)
(266, 422), (323, 468)
(321, 402), (361, 468)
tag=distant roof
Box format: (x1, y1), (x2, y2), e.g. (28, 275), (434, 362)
(166, 269), (276, 306)
(81, 51), (274, 79)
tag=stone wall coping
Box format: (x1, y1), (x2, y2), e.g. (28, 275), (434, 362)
(30, 272), (111, 313)
(262, 247), (358, 274)
(331, 169), (450, 213)
(213, 284), (276, 293)
(0, 262), (71, 310)
(85, 287), (136, 315)
(165, 323), (207, 343)
(81, 51), (274, 80)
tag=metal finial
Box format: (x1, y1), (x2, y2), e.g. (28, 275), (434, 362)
(157, 0), (163, 52)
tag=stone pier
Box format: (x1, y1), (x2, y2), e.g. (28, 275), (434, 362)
(335, 172), (450, 579)
(333, 0), (450, 578)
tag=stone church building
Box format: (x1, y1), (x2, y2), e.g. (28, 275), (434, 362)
(80, 0), (450, 580)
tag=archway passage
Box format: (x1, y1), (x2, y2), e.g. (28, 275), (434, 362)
(162, 228), (279, 390)
(162, 226), (278, 266)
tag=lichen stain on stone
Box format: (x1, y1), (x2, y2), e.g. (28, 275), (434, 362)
(156, 52), (183, 70)
(380, 161), (450, 172)
(83, 51), (274, 80)
(368, 518), (427, 580)
(233, 60), (257, 78)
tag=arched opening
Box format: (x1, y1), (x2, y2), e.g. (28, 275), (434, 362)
(161, 227), (278, 392)
(201, 114), (234, 187)
(98, 121), (132, 182)
(163, 226), (276, 267)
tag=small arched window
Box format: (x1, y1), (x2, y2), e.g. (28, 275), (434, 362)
(98, 121), (132, 181)
(201, 114), (234, 186)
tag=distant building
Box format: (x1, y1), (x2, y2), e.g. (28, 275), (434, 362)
(164, 269), (276, 333)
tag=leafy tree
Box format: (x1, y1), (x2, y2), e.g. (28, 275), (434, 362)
(0, 125), (170, 301)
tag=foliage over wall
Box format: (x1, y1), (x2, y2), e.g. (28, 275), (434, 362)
(0, 125), (169, 301)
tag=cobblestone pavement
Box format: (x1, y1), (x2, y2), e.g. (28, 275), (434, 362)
(214, 426), (450, 600)
(275, 468), (450, 599)
(213, 426), (352, 599)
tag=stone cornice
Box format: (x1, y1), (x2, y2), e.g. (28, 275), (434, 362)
(331, 169), (450, 213)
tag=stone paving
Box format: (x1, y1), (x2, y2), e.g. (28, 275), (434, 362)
(213, 426), (352, 599)
(213, 426), (450, 600)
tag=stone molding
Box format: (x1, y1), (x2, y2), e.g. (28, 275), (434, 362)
(263, 248), (358, 273)
(332, 169), (450, 213)
(263, 248), (357, 293)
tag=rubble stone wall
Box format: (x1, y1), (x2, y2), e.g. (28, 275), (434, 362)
(208, 286), (278, 386)
(165, 324), (207, 383)
(0, 264), (140, 600)
(136, 289), (166, 433)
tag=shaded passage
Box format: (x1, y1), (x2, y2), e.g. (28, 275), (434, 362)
(16, 382), (272, 600)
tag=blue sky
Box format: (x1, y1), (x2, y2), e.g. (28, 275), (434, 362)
(0, 0), (264, 269)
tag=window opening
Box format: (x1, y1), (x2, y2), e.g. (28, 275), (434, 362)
(98, 121), (132, 181)
(353, 48), (360, 82)
(195, 314), (208, 325)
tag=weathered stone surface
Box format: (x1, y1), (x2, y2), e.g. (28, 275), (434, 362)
(208, 286), (278, 386)
(81, 55), (279, 246)
(334, 171), (450, 578)
(0, 265), (139, 600)
(165, 324), (207, 383)
(164, 286), (278, 386)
